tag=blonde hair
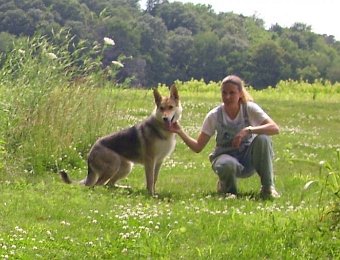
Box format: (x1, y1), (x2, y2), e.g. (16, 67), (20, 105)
(221, 75), (253, 103)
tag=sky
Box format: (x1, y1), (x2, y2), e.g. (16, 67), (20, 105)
(140, 0), (339, 40)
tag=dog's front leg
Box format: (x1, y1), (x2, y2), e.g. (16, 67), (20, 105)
(144, 161), (155, 196)
(153, 161), (163, 192)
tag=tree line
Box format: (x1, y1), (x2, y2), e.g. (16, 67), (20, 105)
(0, 0), (339, 88)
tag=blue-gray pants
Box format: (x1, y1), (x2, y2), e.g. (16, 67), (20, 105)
(211, 135), (275, 194)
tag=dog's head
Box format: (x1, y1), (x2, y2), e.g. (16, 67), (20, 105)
(153, 85), (182, 129)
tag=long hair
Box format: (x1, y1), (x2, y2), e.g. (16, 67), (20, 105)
(221, 75), (253, 103)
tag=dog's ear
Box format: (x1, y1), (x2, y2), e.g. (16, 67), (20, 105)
(170, 84), (179, 101)
(153, 88), (162, 106)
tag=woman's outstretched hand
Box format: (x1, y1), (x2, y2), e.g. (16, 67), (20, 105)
(168, 121), (182, 134)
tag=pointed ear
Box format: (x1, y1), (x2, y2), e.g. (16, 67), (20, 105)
(170, 84), (179, 101)
(153, 88), (162, 106)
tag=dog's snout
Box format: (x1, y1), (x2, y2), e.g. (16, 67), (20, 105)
(163, 117), (169, 122)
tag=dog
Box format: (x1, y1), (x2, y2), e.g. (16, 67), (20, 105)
(60, 85), (182, 196)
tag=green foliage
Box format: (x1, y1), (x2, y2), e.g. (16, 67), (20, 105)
(275, 79), (340, 97)
(0, 31), (127, 176)
(0, 140), (4, 169)
(1, 0), (340, 88)
(303, 150), (340, 228)
(0, 32), (15, 53)
(249, 41), (285, 88)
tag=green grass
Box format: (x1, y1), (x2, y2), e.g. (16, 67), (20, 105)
(0, 81), (339, 259)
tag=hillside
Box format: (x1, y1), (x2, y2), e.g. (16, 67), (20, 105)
(0, 0), (339, 88)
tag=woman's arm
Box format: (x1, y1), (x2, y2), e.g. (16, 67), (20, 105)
(169, 122), (211, 153)
(232, 118), (280, 148)
(246, 118), (280, 136)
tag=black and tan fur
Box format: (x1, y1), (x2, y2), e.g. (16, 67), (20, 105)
(60, 85), (182, 195)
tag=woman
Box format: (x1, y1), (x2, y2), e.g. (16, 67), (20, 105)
(169, 75), (280, 198)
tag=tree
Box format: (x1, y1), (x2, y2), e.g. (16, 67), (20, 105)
(189, 31), (226, 82)
(0, 0), (339, 86)
(297, 65), (320, 82)
(0, 32), (15, 53)
(326, 58), (340, 82)
(136, 14), (169, 86)
(153, 2), (200, 33)
(145, 0), (167, 13)
(249, 41), (284, 89)
(277, 37), (305, 80)
(166, 27), (194, 83)
(0, 9), (34, 35)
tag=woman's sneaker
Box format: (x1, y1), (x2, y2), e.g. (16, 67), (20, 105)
(260, 186), (280, 199)
(217, 180), (237, 198)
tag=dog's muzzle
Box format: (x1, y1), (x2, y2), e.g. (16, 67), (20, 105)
(163, 114), (176, 128)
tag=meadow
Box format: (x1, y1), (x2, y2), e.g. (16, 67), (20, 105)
(0, 78), (339, 259)
(0, 37), (339, 259)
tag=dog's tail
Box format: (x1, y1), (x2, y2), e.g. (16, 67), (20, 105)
(59, 170), (72, 184)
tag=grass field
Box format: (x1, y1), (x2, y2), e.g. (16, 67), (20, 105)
(0, 80), (339, 259)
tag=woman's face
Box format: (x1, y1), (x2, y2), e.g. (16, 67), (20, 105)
(221, 83), (242, 107)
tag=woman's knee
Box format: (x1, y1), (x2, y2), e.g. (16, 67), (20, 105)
(252, 135), (273, 153)
(212, 156), (241, 177)
(254, 134), (271, 145)
(214, 162), (237, 174)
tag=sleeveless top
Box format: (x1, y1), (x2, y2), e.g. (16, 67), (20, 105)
(209, 103), (254, 162)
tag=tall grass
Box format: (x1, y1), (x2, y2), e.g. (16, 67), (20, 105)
(0, 31), (126, 177)
(0, 34), (339, 258)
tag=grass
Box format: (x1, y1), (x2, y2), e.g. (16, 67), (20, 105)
(0, 80), (339, 259)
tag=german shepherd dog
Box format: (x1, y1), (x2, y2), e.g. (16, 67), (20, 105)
(60, 85), (182, 196)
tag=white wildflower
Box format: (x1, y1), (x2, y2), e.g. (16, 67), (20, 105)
(319, 160), (326, 166)
(104, 37), (115, 46)
(47, 52), (57, 60)
(111, 60), (124, 68)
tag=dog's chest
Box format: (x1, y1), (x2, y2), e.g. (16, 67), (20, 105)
(153, 135), (176, 160)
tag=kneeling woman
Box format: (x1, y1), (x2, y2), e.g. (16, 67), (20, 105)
(169, 75), (280, 198)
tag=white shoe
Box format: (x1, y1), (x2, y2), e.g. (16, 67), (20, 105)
(224, 193), (237, 199)
(217, 180), (237, 197)
(260, 186), (281, 198)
